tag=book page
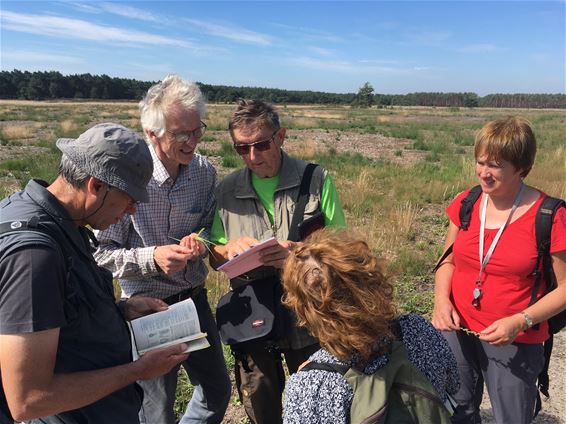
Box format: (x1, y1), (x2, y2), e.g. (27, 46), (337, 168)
(129, 298), (207, 355)
(217, 237), (279, 279)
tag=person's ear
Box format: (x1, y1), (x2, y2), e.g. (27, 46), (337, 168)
(87, 177), (106, 196)
(146, 129), (160, 145)
(275, 128), (286, 148)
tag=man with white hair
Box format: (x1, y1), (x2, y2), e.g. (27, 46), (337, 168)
(0, 123), (189, 423)
(95, 75), (230, 424)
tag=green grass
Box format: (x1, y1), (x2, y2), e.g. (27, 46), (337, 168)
(219, 141), (244, 168)
(2, 101), (565, 421)
(0, 154), (60, 186)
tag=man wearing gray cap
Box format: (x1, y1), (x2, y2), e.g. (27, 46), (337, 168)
(94, 75), (230, 424)
(0, 123), (189, 424)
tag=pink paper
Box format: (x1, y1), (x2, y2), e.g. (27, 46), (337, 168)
(218, 237), (279, 279)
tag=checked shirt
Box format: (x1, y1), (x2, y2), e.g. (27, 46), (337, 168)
(94, 146), (217, 299)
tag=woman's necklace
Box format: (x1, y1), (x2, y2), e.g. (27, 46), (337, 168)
(473, 183), (525, 308)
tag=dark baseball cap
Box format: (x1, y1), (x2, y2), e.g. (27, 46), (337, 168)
(56, 123), (153, 202)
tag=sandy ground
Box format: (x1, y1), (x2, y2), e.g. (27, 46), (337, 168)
(0, 125), (562, 423)
(480, 330), (566, 424)
(220, 129), (566, 424)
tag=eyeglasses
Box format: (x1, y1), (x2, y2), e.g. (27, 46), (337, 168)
(108, 186), (140, 208)
(166, 122), (207, 143)
(233, 130), (278, 155)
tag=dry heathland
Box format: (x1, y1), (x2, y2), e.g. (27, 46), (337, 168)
(0, 101), (564, 423)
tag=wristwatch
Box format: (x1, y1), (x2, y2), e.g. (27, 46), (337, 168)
(521, 311), (534, 329)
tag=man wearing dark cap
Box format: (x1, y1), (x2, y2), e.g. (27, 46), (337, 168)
(0, 123), (189, 423)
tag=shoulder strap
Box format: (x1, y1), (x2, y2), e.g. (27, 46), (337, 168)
(536, 196), (565, 290)
(433, 245), (453, 273)
(288, 163), (319, 242)
(0, 217), (72, 273)
(528, 196), (565, 306)
(0, 216), (40, 234)
(300, 360), (350, 375)
(531, 196), (565, 417)
(433, 186), (482, 273)
(459, 185), (482, 231)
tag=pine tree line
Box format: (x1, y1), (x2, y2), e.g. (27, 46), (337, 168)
(1, 70), (564, 109)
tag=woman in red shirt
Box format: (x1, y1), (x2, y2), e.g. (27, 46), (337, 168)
(432, 116), (566, 424)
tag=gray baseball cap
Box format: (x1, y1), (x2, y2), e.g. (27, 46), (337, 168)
(56, 123), (153, 203)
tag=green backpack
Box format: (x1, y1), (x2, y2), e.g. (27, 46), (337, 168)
(302, 341), (453, 424)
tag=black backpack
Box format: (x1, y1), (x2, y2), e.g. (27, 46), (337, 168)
(434, 185), (565, 415)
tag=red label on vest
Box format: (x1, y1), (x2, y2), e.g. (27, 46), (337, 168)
(252, 319), (264, 328)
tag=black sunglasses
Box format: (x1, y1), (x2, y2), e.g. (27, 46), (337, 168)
(233, 130), (278, 155)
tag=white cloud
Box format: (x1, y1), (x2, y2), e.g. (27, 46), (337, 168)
(2, 49), (83, 64)
(63, 2), (101, 14)
(0, 10), (194, 48)
(271, 22), (344, 43)
(308, 46), (335, 57)
(184, 19), (273, 46)
(406, 29), (452, 46)
(99, 2), (160, 23)
(457, 43), (497, 53)
(287, 56), (426, 76)
(287, 57), (355, 73)
(359, 59), (403, 65)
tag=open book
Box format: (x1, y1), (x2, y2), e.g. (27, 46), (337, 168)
(128, 298), (210, 358)
(217, 237), (279, 279)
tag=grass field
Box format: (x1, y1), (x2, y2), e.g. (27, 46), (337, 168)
(1, 100), (565, 422)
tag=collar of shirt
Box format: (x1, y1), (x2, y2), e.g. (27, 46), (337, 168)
(149, 145), (190, 187)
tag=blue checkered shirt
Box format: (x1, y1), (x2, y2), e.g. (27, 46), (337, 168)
(94, 146), (217, 299)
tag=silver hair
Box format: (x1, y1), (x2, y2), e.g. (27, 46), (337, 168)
(58, 154), (90, 188)
(139, 74), (206, 142)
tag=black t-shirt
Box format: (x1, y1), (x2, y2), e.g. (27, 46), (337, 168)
(0, 244), (66, 421)
(0, 244), (66, 334)
(0, 180), (142, 423)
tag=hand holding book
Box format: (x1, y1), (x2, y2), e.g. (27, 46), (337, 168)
(128, 298), (210, 358)
(218, 237), (281, 278)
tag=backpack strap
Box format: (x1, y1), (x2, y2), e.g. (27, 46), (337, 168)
(529, 196), (566, 306)
(288, 163), (320, 242)
(433, 245), (454, 273)
(433, 186), (482, 273)
(0, 217), (73, 288)
(459, 185), (482, 231)
(300, 360), (350, 375)
(0, 216), (40, 233)
(531, 196), (565, 417)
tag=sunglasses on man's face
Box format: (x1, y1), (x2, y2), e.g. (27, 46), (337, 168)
(232, 130), (278, 155)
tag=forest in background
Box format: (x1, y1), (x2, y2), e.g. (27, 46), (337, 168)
(1, 69), (565, 109)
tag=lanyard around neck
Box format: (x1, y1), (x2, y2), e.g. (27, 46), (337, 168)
(478, 183), (525, 281)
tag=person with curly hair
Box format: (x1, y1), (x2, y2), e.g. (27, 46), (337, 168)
(281, 230), (459, 424)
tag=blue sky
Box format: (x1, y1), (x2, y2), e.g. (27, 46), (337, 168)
(1, 1), (564, 95)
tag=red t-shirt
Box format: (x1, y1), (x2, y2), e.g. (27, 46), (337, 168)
(446, 189), (566, 344)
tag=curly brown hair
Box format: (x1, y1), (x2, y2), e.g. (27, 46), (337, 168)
(282, 229), (397, 364)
